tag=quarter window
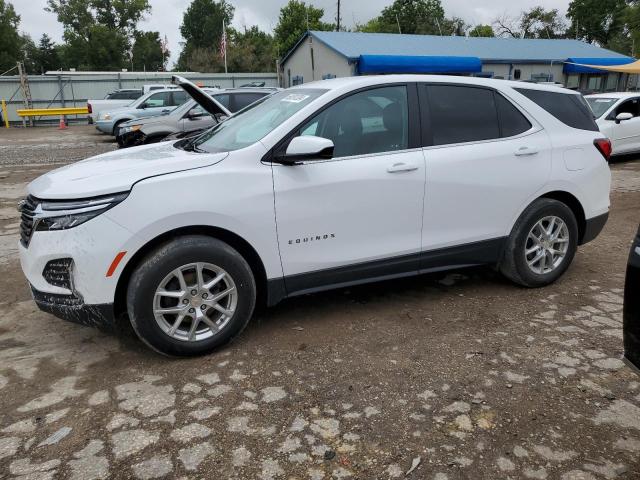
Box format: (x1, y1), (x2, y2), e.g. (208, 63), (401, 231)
(298, 86), (409, 158)
(515, 88), (598, 131)
(426, 85), (500, 145)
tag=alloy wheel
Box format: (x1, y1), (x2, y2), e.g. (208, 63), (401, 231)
(525, 216), (570, 275)
(153, 262), (237, 342)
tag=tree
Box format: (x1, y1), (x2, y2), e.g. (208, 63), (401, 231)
(177, 0), (234, 70)
(228, 26), (276, 72)
(520, 7), (566, 39)
(274, 1), (333, 58)
(376, 0), (446, 35)
(494, 8), (567, 39)
(0, 0), (22, 72)
(132, 31), (166, 71)
(469, 25), (495, 37)
(45, 0), (150, 69)
(566, 0), (627, 46)
(33, 34), (61, 73)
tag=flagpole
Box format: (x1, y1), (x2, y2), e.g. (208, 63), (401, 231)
(223, 20), (228, 74)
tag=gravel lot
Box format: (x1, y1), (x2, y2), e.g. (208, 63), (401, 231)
(0, 126), (639, 480)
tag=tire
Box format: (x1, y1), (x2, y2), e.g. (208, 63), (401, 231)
(126, 235), (256, 356)
(500, 198), (578, 288)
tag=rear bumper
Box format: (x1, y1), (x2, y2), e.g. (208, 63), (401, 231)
(32, 286), (116, 331)
(580, 211), (609, 245)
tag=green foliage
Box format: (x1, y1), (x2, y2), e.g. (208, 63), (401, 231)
(132, 31), (166, 71)
(0, 0), (22, 72)
(520, 7), (567, 39)
(21, 34), (61, 74)
(274, 1), (333, 58)
(566, 0), (627, 46)
(377, 0), (446, 35)
(178, 26), (276, 73)
(177, 0), (234, 70)
(469, 25), (495, 37)
(45, 0), (150, 70)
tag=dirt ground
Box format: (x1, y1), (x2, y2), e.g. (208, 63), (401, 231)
(0, 125), (639, 480)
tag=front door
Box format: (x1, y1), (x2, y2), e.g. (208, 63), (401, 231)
(272, 84), (426, 293)
(608, 97), (640, 154)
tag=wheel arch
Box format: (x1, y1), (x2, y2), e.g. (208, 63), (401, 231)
(537, 190), (587, 244)
(113, 225), (269, 319)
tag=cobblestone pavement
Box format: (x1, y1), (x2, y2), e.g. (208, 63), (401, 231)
(0, 127), (639, 479)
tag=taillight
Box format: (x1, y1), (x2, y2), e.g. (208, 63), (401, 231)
(87, 103), (92, 114)
(594, 138), (612, 161)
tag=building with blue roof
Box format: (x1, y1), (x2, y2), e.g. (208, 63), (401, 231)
(280, 31), (636, 92)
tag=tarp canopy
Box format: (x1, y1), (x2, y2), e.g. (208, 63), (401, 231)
(358, 55), (482, 74)
(564, 57), (637, 74)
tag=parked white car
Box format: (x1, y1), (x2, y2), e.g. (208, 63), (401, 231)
(19, 75), (611, 356)
(585, 92), (640, 156)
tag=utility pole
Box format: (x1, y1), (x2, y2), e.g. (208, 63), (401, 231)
(336, 0), (341, 31)
(396, 14), (401, 34)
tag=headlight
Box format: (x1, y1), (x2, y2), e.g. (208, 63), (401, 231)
(34, 192), (128, 231)
(120, 125), (141, 134)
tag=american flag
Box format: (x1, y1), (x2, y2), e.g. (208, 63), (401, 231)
(219, 22), (227, 61)
(161, 35), (168, 55)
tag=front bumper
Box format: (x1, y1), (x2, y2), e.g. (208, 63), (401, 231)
(95, 120), (115, 134)
(32, 286), (116, 330)
(623, 226), (640, 375)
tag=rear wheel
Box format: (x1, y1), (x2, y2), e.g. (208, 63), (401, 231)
(126, 235), (256, 356)
(500, 198), (578, 287)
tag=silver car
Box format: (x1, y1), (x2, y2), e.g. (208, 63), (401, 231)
(116, 84), (277, 148)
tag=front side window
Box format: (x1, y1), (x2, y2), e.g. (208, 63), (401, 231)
(192, 89), (326, 153)
(426, 85), (500, 145)
(144, 92), (172, 107)
(615, 98), (640, 118)
(298, 86), (409, 158)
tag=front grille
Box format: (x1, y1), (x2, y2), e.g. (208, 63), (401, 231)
(43, 258), (73, 290)
(19, 195), (39, 247)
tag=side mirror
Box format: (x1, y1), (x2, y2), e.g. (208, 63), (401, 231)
(186, 108), (204, 119)
(616, 112), (633, 123)
(138, 103), (147, 109)
(275, 136), (334, 165)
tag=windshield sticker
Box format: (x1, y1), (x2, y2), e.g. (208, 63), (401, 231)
(281, 94), (310, 103)
(594, 99), (614, 103)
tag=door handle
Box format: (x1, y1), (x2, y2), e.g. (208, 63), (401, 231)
(387, 162), (419, 173)
(514, 146), (539, 156)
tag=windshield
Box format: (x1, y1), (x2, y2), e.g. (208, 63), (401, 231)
(586, 97), (616, 118)
(191, 89), (326, 153)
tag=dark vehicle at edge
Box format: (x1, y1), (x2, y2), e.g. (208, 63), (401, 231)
(624, 225), (640, 375)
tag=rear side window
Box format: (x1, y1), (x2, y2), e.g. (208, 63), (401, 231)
(426, 85), (500, 145)
(495, 94), (532, 137)
(171, 91), (188, 106)
(514, 88), (598, 131)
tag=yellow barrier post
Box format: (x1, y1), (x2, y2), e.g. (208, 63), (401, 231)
(1, 99), (8, 128)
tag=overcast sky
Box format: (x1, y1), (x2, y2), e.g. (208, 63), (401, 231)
(12, 0), (571, 68)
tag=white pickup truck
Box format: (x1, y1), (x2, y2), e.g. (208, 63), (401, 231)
(87, 85), (179, 123)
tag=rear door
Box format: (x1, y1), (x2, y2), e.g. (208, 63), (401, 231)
(419, 83), (552, 259)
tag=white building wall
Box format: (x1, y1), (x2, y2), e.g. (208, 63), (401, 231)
(482, 63), (566, 83)
(282, 37), (353, 87)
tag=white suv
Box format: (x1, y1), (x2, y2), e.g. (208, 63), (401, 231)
(19, 75), (611, 356)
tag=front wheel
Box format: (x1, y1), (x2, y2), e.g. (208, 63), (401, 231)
(500, 198), (578, 287)
(127, 236), (256, 356)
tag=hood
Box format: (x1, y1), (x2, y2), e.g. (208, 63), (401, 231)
(171, 75), (231, 117)
(28, 142), (228, 200)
